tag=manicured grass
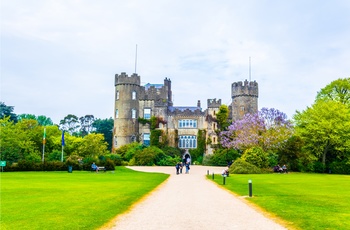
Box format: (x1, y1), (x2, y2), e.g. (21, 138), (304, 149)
(0, 167), (169, 230)
(208, 173), (350, 230)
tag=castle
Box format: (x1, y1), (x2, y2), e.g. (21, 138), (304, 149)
(113, 72), (258, 155)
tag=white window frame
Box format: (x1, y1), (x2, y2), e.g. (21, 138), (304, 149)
(115, 109), (119, 118)
(144, 108), (151, 119)
(131, 109), (137, 119)
(178, 119), (197, 128)
(132, 91), (136, 100)
(178, 135), (197, 148)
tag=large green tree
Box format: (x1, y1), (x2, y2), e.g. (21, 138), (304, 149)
(294, 100), (350, 167)
(316, 77), (350, 106)
(92, 118), (114, 151)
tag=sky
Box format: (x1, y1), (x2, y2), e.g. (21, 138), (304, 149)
(1, 0), (350, 124)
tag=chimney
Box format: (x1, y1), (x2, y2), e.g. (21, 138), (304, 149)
(197, 100), (201, 108)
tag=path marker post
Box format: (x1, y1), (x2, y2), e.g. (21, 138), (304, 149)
(212, 172), (214, 180)
(248, 179), (253, 197)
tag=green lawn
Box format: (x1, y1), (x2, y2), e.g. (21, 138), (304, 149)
(209, 173), (350, 230)
(0, 167), (169, 230)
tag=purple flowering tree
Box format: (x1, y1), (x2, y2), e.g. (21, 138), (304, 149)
(220, 108), (293, 151)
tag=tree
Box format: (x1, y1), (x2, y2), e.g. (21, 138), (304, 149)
(216, 104), (230, 130)
(77, 133), (108, 158)
(18, 114), (53, 126)
(60, 114), (80, 135)
(0, 102), (17, 123)
(294, 100), (350, 167)
(220, 108), (293, 152)
(79, 115), (95, 136)
(92, 118), (114, 151)
(316, 77), (350, 106)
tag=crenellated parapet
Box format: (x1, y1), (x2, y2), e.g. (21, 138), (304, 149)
(115, 72), (140, 86)
(168, 107), (205, 116)
(207, 98), (221, 108)
(231, 80), (258, 98)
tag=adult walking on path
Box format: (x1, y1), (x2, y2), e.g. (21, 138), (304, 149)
(103, 166), (287, 230)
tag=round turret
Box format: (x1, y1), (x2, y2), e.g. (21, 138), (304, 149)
(231, 80), (258, 121)
(113, 73), (141, 149)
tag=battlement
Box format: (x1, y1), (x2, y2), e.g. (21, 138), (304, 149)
(231, 79), (258, 98)
(115, 72), (140, 86)
(207, 98), (221, 108)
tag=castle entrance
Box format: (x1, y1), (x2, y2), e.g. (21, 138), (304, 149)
(182, 149), (191, 165)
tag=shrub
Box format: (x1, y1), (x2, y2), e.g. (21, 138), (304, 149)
(313, 161), (326, 173)
(161, 146), (182, 158)
(229, 159), (262, 174)
(241, 147), (268, 168)
(329, 161), (350, 174)
(157, 156), (181, 166)
(203, 148), (240, 166)
(133, 146), (166, 166)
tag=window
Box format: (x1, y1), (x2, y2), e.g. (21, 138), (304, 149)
(213, 137), (216, 144)
(131, 135), (136, 142)
(115, 109), (119, 118)
(114, 136), (118, 146)
(143, 133), (150, 146)
(213, 110), (216, 115)
(240, 106), (245, 112)
(144, 108), (151, 119)
(132, 91), (136, 100)
(213, 123), (216, 130)
(178, 119), (197, 128)
(178, 135), (197, 148)
(116, 91), (119, 100)
(132, 109), (137, 119)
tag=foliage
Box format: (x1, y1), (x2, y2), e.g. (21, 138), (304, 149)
(294, 100), (350, 166)
(114, 142), (142, 159)
(150, 129), (163, 146)
(59, 114), (80, 135)
(157, 156), (181, 166)
(79, 115), (95, 136)
(329, 160), (350, 174)
(0, 101), (18, 123)
(216, 104), (230, 130)
(241, 147), (269, 168)
(133, 146), (166, 166)
(18, 114), (53, 126)
(189, 129), (206, 163)
(277, 135), (304, 171)
(316, 77), (350, 106)
(220, 108), (293, 152)
(76, 133), (108, 158)
(202, 148), (240, 166)
(92, 117), (114, 151)
(161, 146), (182, 158)
(228, 158), (263, 174)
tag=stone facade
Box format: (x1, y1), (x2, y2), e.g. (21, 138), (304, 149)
(113, 72), (258, 155)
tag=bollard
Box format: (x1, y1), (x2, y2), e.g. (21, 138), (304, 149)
(223, 175), (226, 185)
(248, 179), (252, 197)
(207, 170), (209, 175)
(212, 172), (214, 180)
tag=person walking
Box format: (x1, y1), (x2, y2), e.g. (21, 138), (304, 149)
(185, 162), (190, 174)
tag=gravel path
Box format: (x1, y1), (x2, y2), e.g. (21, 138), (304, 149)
(103, 166), (287, 230)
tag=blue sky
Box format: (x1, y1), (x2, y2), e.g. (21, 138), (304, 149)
(1, 0), (350, 124)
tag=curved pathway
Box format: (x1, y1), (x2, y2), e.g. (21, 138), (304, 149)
(103, 166), (287, 230)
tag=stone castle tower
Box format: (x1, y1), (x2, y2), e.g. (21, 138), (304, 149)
(114, 73), (141, 147)
(231, 80), (258, 121)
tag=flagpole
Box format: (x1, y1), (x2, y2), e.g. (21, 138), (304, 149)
(42, 127), (46, 163)
(61, 131), (65, 162)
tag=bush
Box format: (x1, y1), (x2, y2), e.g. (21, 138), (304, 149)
(157, 156), (181, 166)
(313, 161), (326, 173)
(133, 146), (166, 166)
(202, 148), (240, 166)
(161, 146), (182, 158)
(329, 161), (350, 174)
(241, 147), (268, 168)
(229, 159), (263, 174)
